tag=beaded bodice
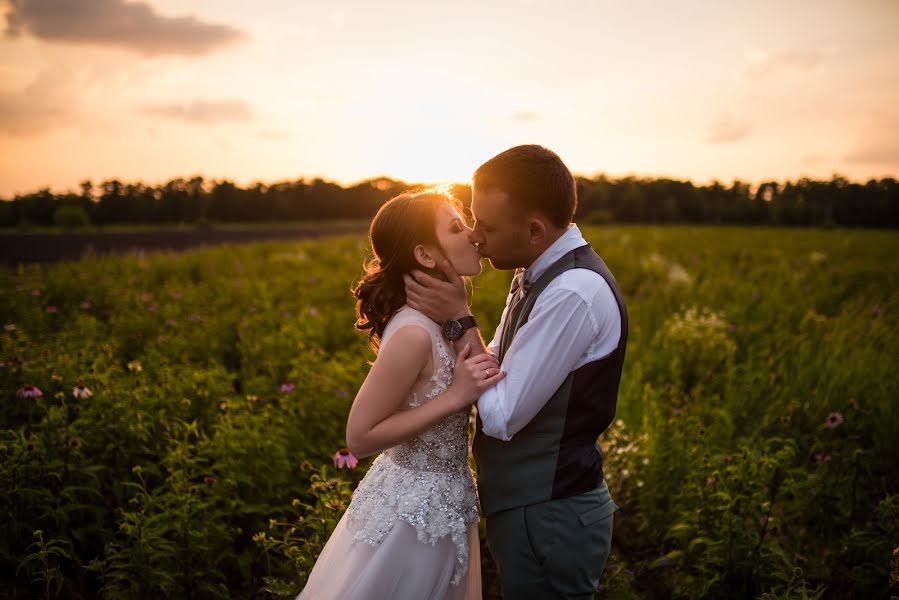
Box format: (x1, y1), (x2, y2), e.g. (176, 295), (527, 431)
(344, 306), (479, 586)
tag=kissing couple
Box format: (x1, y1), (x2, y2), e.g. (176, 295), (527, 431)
(298, 144), (628, 599)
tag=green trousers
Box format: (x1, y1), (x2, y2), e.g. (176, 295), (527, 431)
(484, 480), (617, 599)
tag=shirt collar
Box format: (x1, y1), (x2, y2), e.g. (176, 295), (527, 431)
(523, 223), (588, 284)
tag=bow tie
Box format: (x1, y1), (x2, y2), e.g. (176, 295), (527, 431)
(509, 268), (531, 297)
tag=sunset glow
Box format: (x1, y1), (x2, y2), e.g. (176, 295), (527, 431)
(1, 0), (897, 197)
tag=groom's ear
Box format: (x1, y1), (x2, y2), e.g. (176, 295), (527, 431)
(527, 219), (547, 244)
(413, 244), (437, 269)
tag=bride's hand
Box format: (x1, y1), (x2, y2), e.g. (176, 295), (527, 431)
(450, 344), (505, 406)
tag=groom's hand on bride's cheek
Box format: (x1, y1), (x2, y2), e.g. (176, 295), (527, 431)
(403, 270), (468, 323)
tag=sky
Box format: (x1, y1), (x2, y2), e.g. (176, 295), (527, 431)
(1, 0), (897, 197)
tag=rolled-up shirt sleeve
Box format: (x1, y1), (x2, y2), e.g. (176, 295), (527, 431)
(476, 286), (600, 441)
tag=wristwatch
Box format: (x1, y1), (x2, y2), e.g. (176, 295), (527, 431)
(442, 315), (478, 341)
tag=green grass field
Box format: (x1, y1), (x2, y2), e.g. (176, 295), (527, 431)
(1, 225), (897, 599)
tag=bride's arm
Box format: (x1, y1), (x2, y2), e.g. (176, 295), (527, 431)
(346, 326), (503, 458)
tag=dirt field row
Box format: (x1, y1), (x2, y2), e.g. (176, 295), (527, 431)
(0, 225), (368, 266)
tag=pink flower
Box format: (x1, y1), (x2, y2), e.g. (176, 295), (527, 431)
(31, 288), (41, 296)
(17, 385), (43, 398)
(306, 306), (320, 317)
(332, 448), (358, 469)
(45, 305), (58, 313)
(872, 305), (881, 317)
(147, 303), (157, 312)
(826, 412), (844, 429)
(203, 475), (217, 485)
(80, 300), (92, 309)
(279, 382), (295, 394)
(814, 453), (832, 462)
(165, 319), (178, 327)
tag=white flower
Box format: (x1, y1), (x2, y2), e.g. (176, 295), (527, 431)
(72, 385), (93, 399)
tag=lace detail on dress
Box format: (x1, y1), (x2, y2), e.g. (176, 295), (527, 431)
(344, 306), (478, 586)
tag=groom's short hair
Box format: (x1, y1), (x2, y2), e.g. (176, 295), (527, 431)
(473, 145), (577, 228)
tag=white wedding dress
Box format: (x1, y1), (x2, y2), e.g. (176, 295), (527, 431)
(297, 306), (482, 600)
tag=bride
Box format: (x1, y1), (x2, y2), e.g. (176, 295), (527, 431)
(297, 190), (504, 599)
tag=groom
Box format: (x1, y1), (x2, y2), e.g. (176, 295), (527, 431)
(404, 144), (628, 598)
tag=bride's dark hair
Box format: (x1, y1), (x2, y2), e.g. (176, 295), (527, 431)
(353, 189), (463, 352)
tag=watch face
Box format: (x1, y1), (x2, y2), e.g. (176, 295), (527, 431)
(443, 319), (463, 340)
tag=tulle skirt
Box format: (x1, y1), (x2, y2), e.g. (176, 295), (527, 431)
(297, 510), (482, 600)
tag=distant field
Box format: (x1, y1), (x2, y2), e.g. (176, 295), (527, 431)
(1, 226), (896, 599)
(0, 219), (371, 234)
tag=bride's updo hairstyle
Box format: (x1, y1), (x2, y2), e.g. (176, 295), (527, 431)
(353, 189), (463, 352)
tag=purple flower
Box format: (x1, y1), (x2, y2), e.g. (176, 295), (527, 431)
(17, 385), (43, 398)
(279, 382), (295, 394)
(825, 412), (844, 429)
(814, 453), (832, 462)
(333, 448), (359, 469)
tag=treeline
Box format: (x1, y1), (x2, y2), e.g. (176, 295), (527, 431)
(2, 174), (897, 228)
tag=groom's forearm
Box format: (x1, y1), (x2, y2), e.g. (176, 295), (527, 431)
(452, 326), (490, 358)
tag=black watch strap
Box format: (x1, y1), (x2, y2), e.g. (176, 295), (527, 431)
(457, 315), (477, 332)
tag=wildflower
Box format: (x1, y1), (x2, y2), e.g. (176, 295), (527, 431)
(126, 361), (142, 372)
(45, 305), (58, 313)
(31, 288), (41, 296)
(17, 385), (43, 398)
(306, 306), (320, 317)
(219, 402), (228, 411)
(872, 305), (881, 317)
(279, 382), (295, 394)
(3, 323), (16, 331)
(825, 412), (844, 429)
(165, 319), (177, 327)
(325, 500), (346, 511)
(298, 460), (313, 471)
(80, 300), (92, 309)
(188, 313), (201, 322)
(814, 453), (832, 462)
(203, 475), (217, 485)
(72, 384), (92, 399)
(170, 290), (182, 300)
(139, 292), (151, 302)
(147, 304), (157, 312)
(282, 310), (292, 318)
(333, 448), (359, 469)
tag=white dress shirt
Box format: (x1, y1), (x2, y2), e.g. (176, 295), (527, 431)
(476, 223), (622, 441)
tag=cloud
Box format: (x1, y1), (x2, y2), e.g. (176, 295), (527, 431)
(0, 66), (75, 136)
(744, 47), (831, 80)
(844, 112), (899, 168)
(4, 0), (247, 56)
(705, 117), (751, 144)
(140, 100), (254, 124)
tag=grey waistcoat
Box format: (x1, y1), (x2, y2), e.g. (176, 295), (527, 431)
(472, 244), (628, 516)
